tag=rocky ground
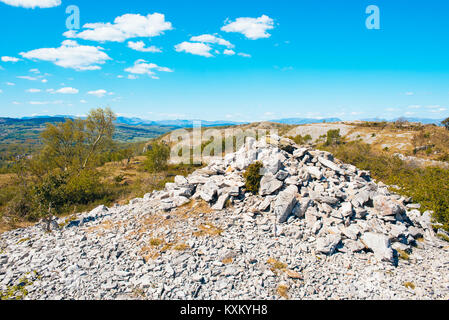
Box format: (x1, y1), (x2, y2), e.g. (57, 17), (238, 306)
(1, 136), (448, 300)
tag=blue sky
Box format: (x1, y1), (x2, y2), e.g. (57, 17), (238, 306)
(1, 0), (449, 122)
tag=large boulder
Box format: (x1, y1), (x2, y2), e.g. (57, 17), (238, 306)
(318, 157), (344, 174)
(361, 232), (394, 263)
(316, 234), (342, 255)
(306, 166), (323, 180)
(259, 173), (283, 196)
(199, 181), (218, 202)
(373, 195), (405, 216)
(274, 186), (298, 223)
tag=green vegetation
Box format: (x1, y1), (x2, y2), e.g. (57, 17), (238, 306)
(442, 117), (449, 130)
(0, 117), (176, 173)
(0, 108), (119, 229)
(144, 141), (170, 173)
(0, 109), (205, 232)
(288, 134), (312, 145)
(243, 161), (264, 195)
(324, 129), (342, 146)
(321, 139), (449, 231)
(0, 274), (36, 300)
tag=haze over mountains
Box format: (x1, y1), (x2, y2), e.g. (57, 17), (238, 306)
(1, 115), (445, 127)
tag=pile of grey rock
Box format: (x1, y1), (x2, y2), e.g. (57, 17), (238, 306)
(154, 136), (437, 264)
(0, 136), (448, 300)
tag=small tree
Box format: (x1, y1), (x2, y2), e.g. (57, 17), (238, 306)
(325, 129), (342, 146)
(144, 142), (170, 173)
(442, 117), (449, 130)
(40, 107), (116, 172)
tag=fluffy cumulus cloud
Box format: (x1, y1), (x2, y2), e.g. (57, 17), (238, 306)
(20, 40), (111, 71)
(223, 49), (235, 55)
(0, 0), (61, 8)
(48, 87), (79, 94)
(64, 13), (173, 43)
(87, 89), (108, 98)
(189, 34), (234, 48)
(127, 41), (162, 53)
(221, 15), (274, 40)
(125, 59), (173, 79)
(1, 56), (20, 62)
(174, 41), (213, 57)
(238, 52), (251, 58)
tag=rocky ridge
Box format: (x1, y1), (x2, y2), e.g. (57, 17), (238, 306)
(1, 136), (448, 300)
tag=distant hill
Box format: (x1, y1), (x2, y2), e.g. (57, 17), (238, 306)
(269, 118), (342, 125)
(114, 117), (246, 128)
(361, 117), (444, 125)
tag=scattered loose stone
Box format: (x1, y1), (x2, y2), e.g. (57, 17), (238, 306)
(1, 137), (448, 300)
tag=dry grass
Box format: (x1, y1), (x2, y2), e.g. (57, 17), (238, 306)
(267, 258), (287, 273)
(193, 223), (224, 237)
(222, 257), (234, 264)
(403, 282), (416, 290)
(285, 269), (303, 280)
(397, 249), (410, 260)
(276, 285), (289, 299)
(86, 220), (118, 236)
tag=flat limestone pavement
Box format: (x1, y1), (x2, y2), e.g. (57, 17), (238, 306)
(1, 137), (448, 300)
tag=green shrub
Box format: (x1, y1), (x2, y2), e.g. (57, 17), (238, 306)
(243, 161), (264, 194)
(324, 129), (342, 146)
(144, 142), (170, 173)
(289, 134), (313, 145)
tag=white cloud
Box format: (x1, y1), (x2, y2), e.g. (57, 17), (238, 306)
(405, 92), (414, 96)
(29, 68), (40, 73)
(190, 34), (234, 48)
(174, 41), (213, 57)
(238, 52), (251, 58)
(1, 56), (20, 62)
(80, 99), (87, 103)
(221, 15), (274, 40)
(408, 105), (421, 109)
(20, 40), (111, 71)
(0, 0), (61, 8)
(28, 100), (63, 105)
(26, 88), (41, 93)
(29, 101), (48, 105)
(41, 79), (48, 83)
(223, 49), (235, 55)
(127, 41), (162, 53)
(6, 82), (15, 86)
(52, 87), (79, 94)
(426, 105), (447, 113)
(87, 89), (108, 98)
(127, 74), (138, 80)
(0, 89), (2, 93)
(17, 75), (37, 80)
(125, 59), (173, 78)
(64, 13), (172, 43)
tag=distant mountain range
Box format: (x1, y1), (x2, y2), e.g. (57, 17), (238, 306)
(0, 115), (445, 127)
